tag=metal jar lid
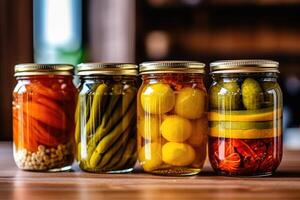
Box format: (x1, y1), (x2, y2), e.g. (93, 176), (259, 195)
(210, 59), (279, 74)
(77, 63), (138, 76)
(139, 61), (205, 74)
(14, 63), (74, 77)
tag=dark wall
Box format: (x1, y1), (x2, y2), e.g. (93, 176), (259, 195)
(0, 0), (33, 140)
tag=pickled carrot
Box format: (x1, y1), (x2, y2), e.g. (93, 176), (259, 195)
(13, 112), (38, 152)
(13, 78), (77, 152)
(30, 118), (61, 147)
(35, 96), (64, 114)
(22, 102), (67, 130)
(29, 82), (71, 101)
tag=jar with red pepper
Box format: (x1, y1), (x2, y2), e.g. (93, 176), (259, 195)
(13, 64), (77, 171)
(208, 60), (283, 176)
(137, 61), (208, 176)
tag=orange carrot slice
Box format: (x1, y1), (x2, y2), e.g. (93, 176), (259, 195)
(35, 96), (64, 113)
(13, 112), (38, 152)
(22, 102), (67, 130)
(29, 82), (71, 101)
(30, 118), (60, 147)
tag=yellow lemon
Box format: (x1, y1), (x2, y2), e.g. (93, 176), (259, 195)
(138, 115), (161, 141)
(175, 87), (206, 119)
(160, 115), (192, 142)
(187, 118), (208, 146)
(141, 83), (175, 114)
(138, 142), (162, 171)
(162, 142), (196, 166)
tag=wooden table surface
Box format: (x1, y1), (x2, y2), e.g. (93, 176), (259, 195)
(1, 142), (300, 200)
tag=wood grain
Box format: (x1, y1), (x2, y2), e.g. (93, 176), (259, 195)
(1, 142), (300, 200)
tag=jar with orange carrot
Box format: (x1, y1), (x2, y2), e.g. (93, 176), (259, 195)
(13, 64), (77, 171)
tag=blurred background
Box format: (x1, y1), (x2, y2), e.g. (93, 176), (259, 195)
(1, 0), (300, 149)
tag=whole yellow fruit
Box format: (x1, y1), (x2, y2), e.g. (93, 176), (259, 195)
(160, 115), (192, 142)
(187, 118), (208, 146)
(175, 87), (206, 119)
(138, 142), (162, 171)
(138, 115), (161, 141)
(141, 83), (175, 114)
(162, 142), (196, 166)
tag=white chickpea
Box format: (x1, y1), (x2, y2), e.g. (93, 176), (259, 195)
(15, 143), (73, 171)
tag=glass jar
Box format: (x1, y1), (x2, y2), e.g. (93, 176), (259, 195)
(208, 60), (283, 176)
(13, 64), (77, 171)
(137, 61), (208, 176)
(76, 63), (138, 173)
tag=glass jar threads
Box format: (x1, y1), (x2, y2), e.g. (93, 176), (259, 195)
(13, 64), (77, 171)
(137, 61), (208, 176)
(76, 63), (138, 173)
(208, 60), (283, 176)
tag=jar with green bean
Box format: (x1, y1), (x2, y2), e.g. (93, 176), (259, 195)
(76, 63), (138, 173)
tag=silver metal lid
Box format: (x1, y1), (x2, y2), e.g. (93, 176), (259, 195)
(77, 63), (138, 76)
(210, 59), (279, 74)
(14, 63), (74, 76)
(139, 61), (205, 74)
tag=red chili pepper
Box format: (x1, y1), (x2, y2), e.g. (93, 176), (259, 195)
(225, 140), (235, 157)
(218, 153), (241, 172)
(248, 140), (267, 160)
(209, 136), (282, 175)
(164, 78), (184, 91)
(233, 140), (258, 160)
(259, 154), (274, 172)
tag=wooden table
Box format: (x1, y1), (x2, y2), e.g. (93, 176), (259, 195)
(1, 142), (300, 200)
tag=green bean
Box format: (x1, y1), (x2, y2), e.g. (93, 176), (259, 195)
(84, 84), (108, 138)
(86, 86), (135, 160)
(101, 142), (127, 171)
(89, 104), (135, 167)
(93, 125), (131, 169)
(113, 138), (136, 170)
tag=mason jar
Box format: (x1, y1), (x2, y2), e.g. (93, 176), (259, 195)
(13, 64), (77, 171)
(208, 60), (283, 176)
(137, 61), (208, 176)
(76, 63), (138, 173)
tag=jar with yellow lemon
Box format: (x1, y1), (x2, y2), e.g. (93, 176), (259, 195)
(137, 61), (208, 176)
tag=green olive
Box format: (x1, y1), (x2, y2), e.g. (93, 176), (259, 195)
(210, 80), (242, 110)
(261, 81), (282, 108)
(241, 78), (264, 110)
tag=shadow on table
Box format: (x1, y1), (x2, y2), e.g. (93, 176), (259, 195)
(272, 171), (300, 178)
(133, 170), (300, 178)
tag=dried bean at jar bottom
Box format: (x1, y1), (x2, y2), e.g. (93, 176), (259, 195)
(14, 144), (73, 171)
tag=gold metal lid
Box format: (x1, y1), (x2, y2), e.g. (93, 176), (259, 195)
(77, 63), (138, 76)
(139, 61), (205, 74)
(14, 63), (74, 76)
(210, 59), (279, 74)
